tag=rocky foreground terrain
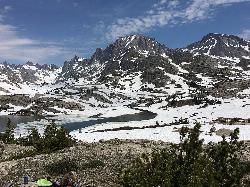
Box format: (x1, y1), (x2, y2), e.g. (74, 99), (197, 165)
(0, 139), (168, 186)
(0, 139), (249, 187)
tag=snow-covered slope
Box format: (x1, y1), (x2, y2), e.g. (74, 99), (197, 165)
(0, 61), (61, 95)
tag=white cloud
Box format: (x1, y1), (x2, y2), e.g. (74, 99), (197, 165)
(0, 5), (12, 21)
(0, 5), (12, 14)
(106, 0), (250, 40)
(0, 6), (70, 64)
(3, 6), (12, 12)
(0, 24), (66, 63)
(239, 29), (250, 40)
(184, 0), (250, 22)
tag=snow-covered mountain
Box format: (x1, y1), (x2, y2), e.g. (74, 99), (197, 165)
(1, 33), (250, 143)
(0, 61), (61, 95)
(1, 33), (249, 102)
(57, 35), (170, 82)
(186, 33), (250, 63)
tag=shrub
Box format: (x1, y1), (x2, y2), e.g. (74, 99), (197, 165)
(122, 123), (249, 187)
(206, 128), (246, 186)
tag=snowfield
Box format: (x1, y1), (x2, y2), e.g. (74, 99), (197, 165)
(70, 97), (250, 144)
(1, 66), (250, 144)
(1, 64), (250, 144)
(8, 91), (250, 144)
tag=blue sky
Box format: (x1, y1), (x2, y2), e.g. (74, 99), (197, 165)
(0, 0), (249, 65)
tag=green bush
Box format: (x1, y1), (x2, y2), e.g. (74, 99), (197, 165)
(206, 128), (245, 186)
(122, 123), (249, 187)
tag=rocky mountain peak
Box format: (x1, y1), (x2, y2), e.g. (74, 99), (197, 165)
(70, 55), (85, 62)
(90, 34), (169, 63)
(25, 61), (36, 66)
(58, 55), (89, 81)
(186, 33), (250, 61)
(90, 48), (104, 62)
(115, 34), (168, 53)
(200, 33), (250, 48)
(20, 61), (59, 71)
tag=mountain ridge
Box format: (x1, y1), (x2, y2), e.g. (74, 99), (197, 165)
(0, 33), (249, 96)
(185, 33), (250, 62)
(1, 32), (249, 68)
(0, 32), (249, 98)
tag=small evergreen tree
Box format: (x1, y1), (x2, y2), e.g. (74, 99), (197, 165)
(1, 121), (76, 154)
(0, 118), (15, 143)
(40, 123), (75, 153)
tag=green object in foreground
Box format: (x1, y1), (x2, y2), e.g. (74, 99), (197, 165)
(36, 178), (52, 186)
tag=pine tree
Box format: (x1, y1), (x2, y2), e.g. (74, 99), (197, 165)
(1, 118), (15, 143)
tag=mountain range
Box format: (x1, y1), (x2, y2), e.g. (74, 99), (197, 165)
(0, 33), (250, 142)
(1, 33), (249, 95)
